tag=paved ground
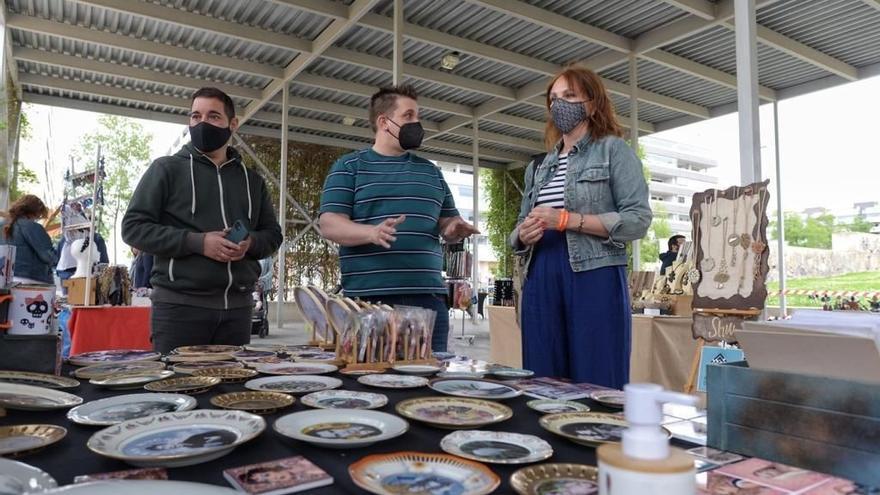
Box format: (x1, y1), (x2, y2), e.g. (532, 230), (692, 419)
(258, 308), (492, 361)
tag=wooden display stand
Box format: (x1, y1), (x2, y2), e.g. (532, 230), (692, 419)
(63, 277), (96, 306)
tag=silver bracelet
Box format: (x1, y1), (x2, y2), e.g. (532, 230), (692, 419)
(578, 214), (586, 233)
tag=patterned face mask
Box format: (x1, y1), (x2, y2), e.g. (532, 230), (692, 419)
(550, 97), (589, 134)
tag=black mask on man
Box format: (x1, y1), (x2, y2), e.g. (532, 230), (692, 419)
(386, 118), (424, 150)
(190, 121), (232, 153)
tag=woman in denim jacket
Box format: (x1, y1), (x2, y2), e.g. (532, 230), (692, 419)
(510, 66), (652, 389)
(1, 195), (58, 285)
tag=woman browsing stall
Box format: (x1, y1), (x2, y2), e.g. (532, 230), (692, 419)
(0, 194), (58, 285)
(510, 65), (652, 389)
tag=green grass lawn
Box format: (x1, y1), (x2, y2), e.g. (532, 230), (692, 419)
(767, 271), (880, 308)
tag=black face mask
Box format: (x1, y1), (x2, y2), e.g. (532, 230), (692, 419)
(189, 121), (232, 153)
(386, 118), (424, 150)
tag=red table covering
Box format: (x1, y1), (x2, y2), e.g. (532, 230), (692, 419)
(68, 306), (152, 354)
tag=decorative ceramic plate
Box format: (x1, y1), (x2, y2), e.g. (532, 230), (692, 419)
(165, 353), (235, 363)
(429, 378), (522, 400)
(349, 451), (500, 495)
(69, 350), (161, 367)
(39, 480), (238, 494)
(230, 350), (277, 361)
(172, 361), (244, 375)
(243, 343), (287, 352)
(357, 374), (429, 389)
(301, 390), (388, 410)
(0, 371), (79, 389)
(539, 412), (668, 447)
(73, 361), (166, 380)
(339, 368), (385, 376)
(67, 393), (198, 426)
(391, 364), (441, 376)
(241, 356), (284, 366)
(488, 368), (535, 380)
(190, 367), (258, 383)
(440, 430), (553, 464)
(0, 458), (57, 492)
(173, 345), (242, 356)
(143, 376), (221, 395)
(244, 375), (342, 395)
(87, 409), (266, 468)
(510, 463), (599, 495)
(253, 362), (338, 376)
(210, 392), (295, 415)
(0, 383), (83, 410)
(0, 425), (67, 457)
(436, 371), (486, 379)
(589, 390), (625, 409)
(291, 351), (337, 362)
(527, 400), (592, 415)
(90, 371), (175, 390)
(275, 409), (407, 449)
(395, 397), (512, 429)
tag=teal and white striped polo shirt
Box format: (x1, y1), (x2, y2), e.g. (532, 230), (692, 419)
(319, 148), (459, 297)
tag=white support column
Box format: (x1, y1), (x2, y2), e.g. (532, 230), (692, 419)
(773, 101), (786, 317)
(0, 6), (8, 210)
(735, 0), (762, 184)
(629, 55), (641, 272)
(392, 0), (403, 86)
(472, 118), (480, 321)
(276, 82), (289, 329)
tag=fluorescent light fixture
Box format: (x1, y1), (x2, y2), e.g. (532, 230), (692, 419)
(440, 51), (461, 70)
(342, 116), (356, 126)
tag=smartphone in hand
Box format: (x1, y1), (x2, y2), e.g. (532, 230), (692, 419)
(225, 220), (249, 243)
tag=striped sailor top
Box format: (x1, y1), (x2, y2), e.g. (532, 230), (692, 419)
(319, 148), (459, 297)
(534, 154), (568, 208)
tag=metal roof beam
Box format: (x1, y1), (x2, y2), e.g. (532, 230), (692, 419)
(265, 0), (349, 20)
(71, 0), (312, 53)
(13, 47), (263, 100)
(857, 0), (880, 12)
(657, 0), (717, 20)
(7, 15), (283, 79)
(22, 92), (186, 125)
(239, 0), (382, 124)
(641, 49), (776, 100)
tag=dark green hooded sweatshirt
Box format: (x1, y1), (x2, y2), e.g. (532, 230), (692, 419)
(122, 143), (282, 310)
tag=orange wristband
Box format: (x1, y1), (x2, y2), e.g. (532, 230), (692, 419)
(556, 210), (569, 231)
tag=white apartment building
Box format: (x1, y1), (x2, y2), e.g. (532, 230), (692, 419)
(439, 164), (495, 289)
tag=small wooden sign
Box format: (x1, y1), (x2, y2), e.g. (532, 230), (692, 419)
(692, 313), (752, 343)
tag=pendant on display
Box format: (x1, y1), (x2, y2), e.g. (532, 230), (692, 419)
(712, 216), (721, 227)
(701, 258), (715, 272)
(713, 272), (730, 284)
(751, 241), (766, 254)
(687, 267), (701, 284)
(727, 234), (740, 247)
(740, 233), (752, 250)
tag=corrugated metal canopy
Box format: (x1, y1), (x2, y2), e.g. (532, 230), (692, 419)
(7, 0), (880, 168)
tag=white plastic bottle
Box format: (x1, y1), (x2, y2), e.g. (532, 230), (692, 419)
(597, 383), (698, 495)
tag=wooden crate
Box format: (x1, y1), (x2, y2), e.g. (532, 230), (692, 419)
(707, 361), (880, 487)
(63, 277), (96, 306)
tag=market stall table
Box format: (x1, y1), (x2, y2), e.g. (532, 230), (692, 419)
(630, 314), (699, 392)
(0, 364), (692, 494)
(68, 306), (152, 355)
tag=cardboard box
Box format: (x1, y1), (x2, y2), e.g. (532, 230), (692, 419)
(63, 277), (96, 306)
(670, 294), (693, 317)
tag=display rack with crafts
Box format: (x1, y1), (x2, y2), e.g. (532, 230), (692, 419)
(292, 286), (337, 351)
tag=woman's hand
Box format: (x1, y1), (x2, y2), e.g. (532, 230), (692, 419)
(518, 216), (545, 246)
(528, 207), (562, 229)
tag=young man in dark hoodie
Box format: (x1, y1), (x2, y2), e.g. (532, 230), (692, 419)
(122, 88), (282, 353)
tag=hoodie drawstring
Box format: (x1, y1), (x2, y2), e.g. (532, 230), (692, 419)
(241, 162), (252, 221)
(189, 153), (196, 216)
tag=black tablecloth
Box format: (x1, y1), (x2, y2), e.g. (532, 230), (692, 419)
(0, 367), (676, 494)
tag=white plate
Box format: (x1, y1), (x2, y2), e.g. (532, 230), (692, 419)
(253, 362), (338, 375)
(231, 350), (277, 361)
(590, 390), (625, 408)
(68, 350), (161, 367)
(40, 480), (238, 494)
(291, 351), (337, 362)
(172, 361), (244, 375)
(0, 371), (79, 389)
(429, 378), (522, 400)
(526, 400), (592, 415)
(87, 409), (265, 468)
(0, 383), (83, 410)
(349, 451), (500, 495)
(274, 409), (407, 449)
(391, 364), (441, 376)
(90, 371), (175, 390)
(489, 368), (535, 379)
(357, 374), (429, 389)
(440, 430), (553, 464)
(436, 371), (486, 379)
(301, 390), (388, 410)
(73, 361), (166, 380)
(244, 375), (342, 395)
(68, 393), (198, 426)
(0, 458), (57, 493)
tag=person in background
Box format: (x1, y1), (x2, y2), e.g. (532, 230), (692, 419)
(660, 234), (686, 275)
(318, 85), (478, 353)
(130, 247), (154, 289)
(510, 65), (652, 389)
(0, 195), (58, 285)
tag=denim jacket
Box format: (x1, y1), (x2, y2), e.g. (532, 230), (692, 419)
(510, 135), (652, 277)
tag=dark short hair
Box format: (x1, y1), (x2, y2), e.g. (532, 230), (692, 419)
(668, 235), (685, 250)
(369, 85), (418, 132)
(191, 87), (236, 120)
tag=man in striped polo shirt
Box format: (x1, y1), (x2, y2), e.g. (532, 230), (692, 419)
(319, 85), (479, 352)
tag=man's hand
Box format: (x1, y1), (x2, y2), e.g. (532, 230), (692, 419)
(370, 216), (405, 249)
(441, 216), (480, 243)
(518, 216), (545, 246)
(203, 231), (244, 262)
(230, 237), (253, 261)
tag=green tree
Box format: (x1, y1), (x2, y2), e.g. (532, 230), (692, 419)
(482, 167), (525, 278)
(845, 214), (874, 233)
(640, 205), (672, 266)
(74, 115), (152, 263)
(770, 211), (833, 249)
(10, 104), (34, 202)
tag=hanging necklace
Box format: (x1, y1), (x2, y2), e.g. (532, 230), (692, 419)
(701, 194), (716, 272)
(752, 188), (768, 280)
(740, 188), (753, 251)
(728, 188), (741, 268)
(713, 218), (730, 289)
(688, 209), (701, 285)
(711, 189), (722, 227)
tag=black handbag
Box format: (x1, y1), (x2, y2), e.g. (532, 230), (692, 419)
(0, 333), (62, 375)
